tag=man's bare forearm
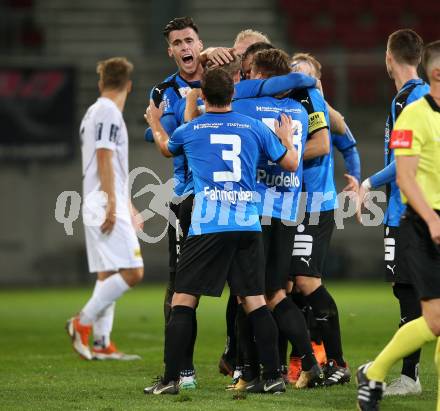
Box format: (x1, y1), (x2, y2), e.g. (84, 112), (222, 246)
(97, 149), (116, 206)
(303, 129), (330, 160)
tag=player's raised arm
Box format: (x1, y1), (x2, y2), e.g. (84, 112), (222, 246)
(144, 100), (173, 158)
(327, 103), (345, 135)
(184, 88), (202, 122)
(303, 128), (330, 160)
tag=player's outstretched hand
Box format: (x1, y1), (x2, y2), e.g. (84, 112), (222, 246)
(145, 100), (164, 126)
(101, 201), (116, 234)
(343, 173), (359, 193)
(206, 47), (235, 67)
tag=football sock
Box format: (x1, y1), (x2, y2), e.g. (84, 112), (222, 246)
(164, 305), (194, 383)
(236, 304), (259, 380)
(181, 309), (197, 372)
(434, 338), (440, 411)
(393, 283), (422, 380)
(163, 270), (176, 324)
(224, 293), (238, 363)
(307, 285), (345, 365)
(91, 280), (114, 348)
(273, 298), (316, 371)
(248, 305), (280, 380)
(81, 273), (129, 325)
(278, 331), (288, 369)
(367, 316), (436, 382)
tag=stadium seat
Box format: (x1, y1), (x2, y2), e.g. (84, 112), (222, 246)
(348, 66), (380, 105)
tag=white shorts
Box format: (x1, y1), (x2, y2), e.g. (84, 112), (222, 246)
(84, 213), (143, 273)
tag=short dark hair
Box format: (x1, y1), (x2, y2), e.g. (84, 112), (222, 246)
(252, 49), (291, 77)
(163, 17), (199, 40)
(388, 29), (423, 66)
(201, 68), (234, 107)
(242, 41), (275, 61)
(423, 40), (440, 74)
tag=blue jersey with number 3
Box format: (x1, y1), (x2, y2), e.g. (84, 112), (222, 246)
(168, 111), (288, 236)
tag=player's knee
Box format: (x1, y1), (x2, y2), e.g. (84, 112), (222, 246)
(265, 289), (286, 310)
(171, 292), (198, 309)
(121, 267), (144, 287)
(295, 276), (321, 295)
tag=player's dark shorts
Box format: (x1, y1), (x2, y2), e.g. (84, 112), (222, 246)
(175, 231), (265, 297)
(384, 225), (412, 284)
(167, 194), (194, 273)
(399, 207), (440, 300)
(261, 217), (296, 292)
(290, 210), (335, 278)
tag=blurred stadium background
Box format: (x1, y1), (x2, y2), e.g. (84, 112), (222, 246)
(1, 0), (439, 286)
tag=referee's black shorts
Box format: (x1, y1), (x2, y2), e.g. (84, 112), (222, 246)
(399, 207), (440, 300)
(290, 210), (335, 278)
(175, 231), (265, 298)
(261, 217), (295, 292)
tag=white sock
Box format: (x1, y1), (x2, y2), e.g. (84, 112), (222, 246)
(80, 274), (129, 325)
(93, 302), (115, 348)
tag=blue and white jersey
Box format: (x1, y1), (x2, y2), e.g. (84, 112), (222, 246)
(149, 72), (201, 197)
(232, 96), (308, 221)
(383, 78), (429, 226)
(167, 111), (288, 236)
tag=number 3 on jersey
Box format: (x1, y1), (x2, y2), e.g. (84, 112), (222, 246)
(210, 134), (242, 182)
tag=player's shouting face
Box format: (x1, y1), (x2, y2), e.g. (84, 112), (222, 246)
(167, 27), (203, 78)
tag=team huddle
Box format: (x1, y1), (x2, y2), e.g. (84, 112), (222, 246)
(66, 16), (440, 411)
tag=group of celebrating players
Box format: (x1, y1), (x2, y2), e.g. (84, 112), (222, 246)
(65, 15), (440, 411)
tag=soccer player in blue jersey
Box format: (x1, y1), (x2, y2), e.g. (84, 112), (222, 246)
(146, 16), (205, 389)
(144, 67), (298, 395)
(286, 63), (351, 388)
(232, 48), (324, 389)
(358, 29), (429, 396)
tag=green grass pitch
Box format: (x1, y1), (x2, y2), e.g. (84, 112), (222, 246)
(0, 282), (437, 410)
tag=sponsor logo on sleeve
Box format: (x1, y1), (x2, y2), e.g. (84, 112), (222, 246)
(389, 129), (413, 149)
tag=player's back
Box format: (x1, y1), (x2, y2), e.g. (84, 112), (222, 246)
(168, 111), (287, 235)
(232, 95), (308, 221)
(80, 97), (129, 212)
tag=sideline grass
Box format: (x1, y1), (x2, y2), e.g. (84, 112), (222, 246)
(0, 282), (436, 410)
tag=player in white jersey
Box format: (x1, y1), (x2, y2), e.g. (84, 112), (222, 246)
(66, 57), (144, 361)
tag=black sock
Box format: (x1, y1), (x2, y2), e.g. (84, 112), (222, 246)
(181, 309), (197, 372)
(224, 293), (238, 364)
(278, 331), (288, 369)
(164, 305), (194, 383)
(248, 305), (280, 380)
(163, 271), (176, 324)
(307, 286), (344, 366)
(273, 298), (316, 371)
(236, 304), (259, 380)
(163, 271), (176, 363)
(393, 283), (422, 380)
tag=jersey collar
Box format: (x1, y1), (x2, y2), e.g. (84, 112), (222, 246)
(401, 78), (425, 90)
(425, 94), (440, 113)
